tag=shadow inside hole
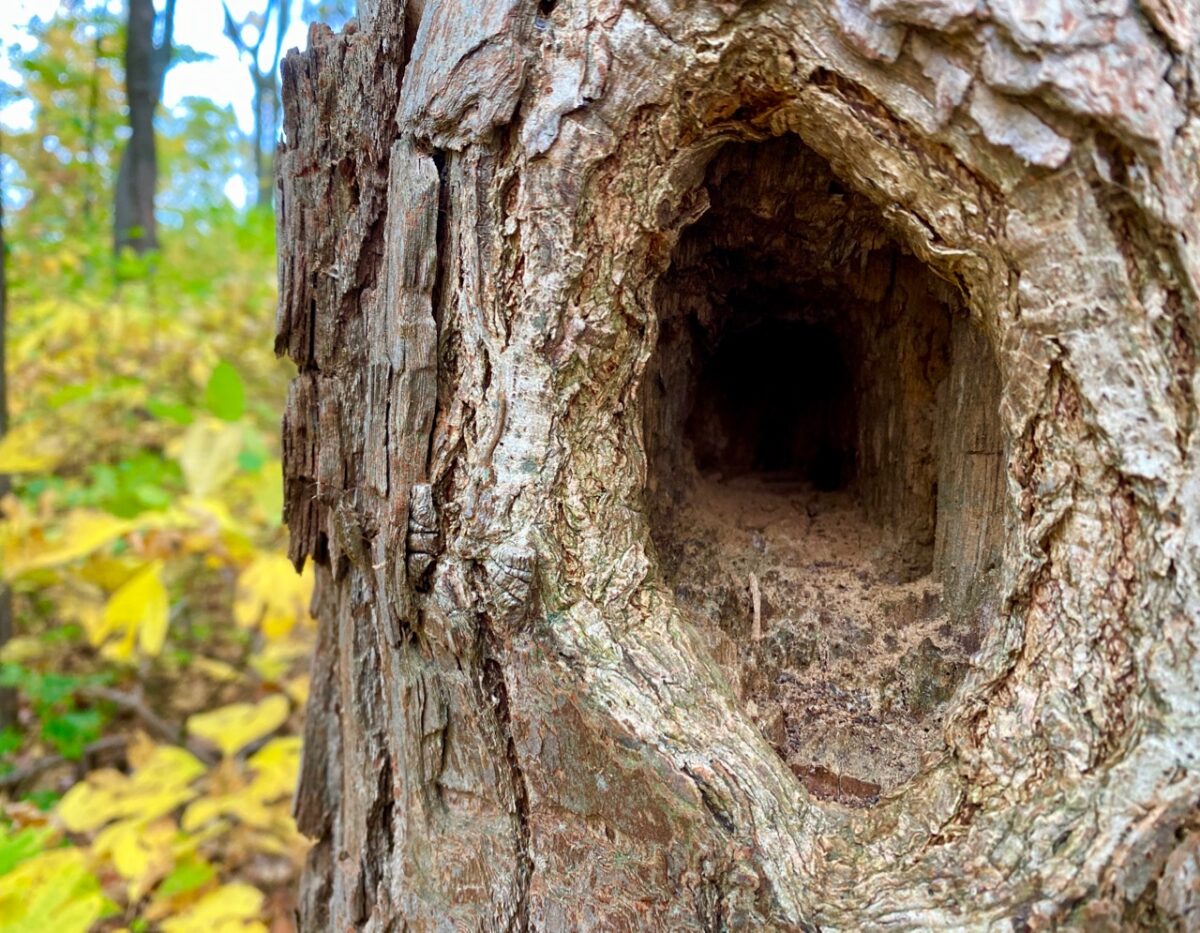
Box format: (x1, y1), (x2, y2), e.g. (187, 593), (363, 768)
(644, 135), (1005, 805)
(688, 318), (855, 491)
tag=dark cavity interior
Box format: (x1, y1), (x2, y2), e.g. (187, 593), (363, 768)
(689, 317), (855, 488)
(644, 136), (1005, 803)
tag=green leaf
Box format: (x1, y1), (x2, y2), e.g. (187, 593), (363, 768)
(0, 727), (22, 760)
(21, 790), (60, 812)
(146, 398), (195, 425)
(156, 855), (216, 898)
(42, 708), (104, 760)
(237, 428), (267, 472)
(46, 384), (91, 409)
(0, 826), (54, 877)
(204, 361), (246, 421)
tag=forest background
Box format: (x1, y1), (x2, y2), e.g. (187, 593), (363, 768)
(0, 2), (353, 929)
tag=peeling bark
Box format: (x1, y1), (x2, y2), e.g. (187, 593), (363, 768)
(279, 0), (1200, 927)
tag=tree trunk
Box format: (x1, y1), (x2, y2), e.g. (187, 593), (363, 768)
(252, 69), (281, 207)
(277, 1), (1200, 928)
(114, 0), (173, 254)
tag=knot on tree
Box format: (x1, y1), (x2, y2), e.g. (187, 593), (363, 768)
(479, 533), (539, 636)
(406, 483), (440, 590)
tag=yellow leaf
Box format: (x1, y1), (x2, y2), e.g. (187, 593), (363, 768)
(182, 793), (273, 833)
(248, 641), (310, 684)
(0, 848), (108, 933)
(247, 737), (302, 802)
(234, 555), (313, 639)
(284, 673), (310, 706)
(0, 635), (48, 664)
(127, 730), (159, 770)
(58, 589), (108, 646)
(57, 745), (204, 834)
(172, 419), (242, 498)
(191, 656), (242, 683)
(77, 554), (145, 590)
(100, 561), (170, 657)
(4, 510), (131, 579)
(187, 696), (290, 758)
(0, 420), (62, 473)
(238, 824), (307, 859)
(159, 883), (267, 933)
(91, 817), (176, 902)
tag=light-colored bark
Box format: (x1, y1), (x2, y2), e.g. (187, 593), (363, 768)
(277, 0), (1200, 927)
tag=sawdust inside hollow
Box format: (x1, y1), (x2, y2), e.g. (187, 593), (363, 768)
(644, 136), (1005, 805)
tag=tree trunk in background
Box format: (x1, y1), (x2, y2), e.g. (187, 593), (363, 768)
(278, 1), (1200, 928)
(251, 69), (280, 207)
(223, 0), (289, 208)
(114, 0), (173, 255)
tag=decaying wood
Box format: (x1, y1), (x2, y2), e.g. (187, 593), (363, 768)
(278, 0), (1200, 927)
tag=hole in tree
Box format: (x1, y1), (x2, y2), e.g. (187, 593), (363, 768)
(645, 136), (1005, 804)
(688, 316), (855, 491)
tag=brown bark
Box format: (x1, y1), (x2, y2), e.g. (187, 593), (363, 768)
(278, 0), (1200, 928)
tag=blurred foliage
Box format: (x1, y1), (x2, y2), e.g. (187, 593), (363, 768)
(3, 7), (125, 241)
(301, 0), (357, 30)
(1, 6), (315, 932)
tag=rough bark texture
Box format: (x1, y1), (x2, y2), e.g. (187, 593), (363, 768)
(278, 0), (1200, 928)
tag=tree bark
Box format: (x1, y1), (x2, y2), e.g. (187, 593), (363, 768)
(277, 0), (1200, 928)
(114, 0), (173, 255)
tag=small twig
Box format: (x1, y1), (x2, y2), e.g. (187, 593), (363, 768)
(79, 686), (218, 765)
(0, 735), (128, 792)
(750, 572), (762, 641)
(80, 685), (178, 743)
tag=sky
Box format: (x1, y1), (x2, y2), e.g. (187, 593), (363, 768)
(1, 0), (316, 204)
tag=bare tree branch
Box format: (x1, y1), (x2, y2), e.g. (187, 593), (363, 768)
(0, 736), (127, 793)
(79, 686), (218, 765)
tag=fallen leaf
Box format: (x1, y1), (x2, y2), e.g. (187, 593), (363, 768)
(173, 419), (242, 498)
(159, 882), (267, 933)
(57, 745), (205, 834)
(0, 848), (109, 933)
(233, 555), (313, 639)
(99, 561), (170, 658)
(5, 511), (131, 579)
(187, 696), (290, 759)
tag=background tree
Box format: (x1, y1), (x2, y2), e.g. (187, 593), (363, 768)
(113, 0), (175, 254)
(222, 0), (289, 208)
(278, 0), (1200, 928)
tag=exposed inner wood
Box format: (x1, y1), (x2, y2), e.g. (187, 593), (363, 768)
(645, 136), (1005, 799)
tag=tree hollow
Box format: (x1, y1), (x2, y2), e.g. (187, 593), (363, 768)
(644, 136), (1006, 800)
